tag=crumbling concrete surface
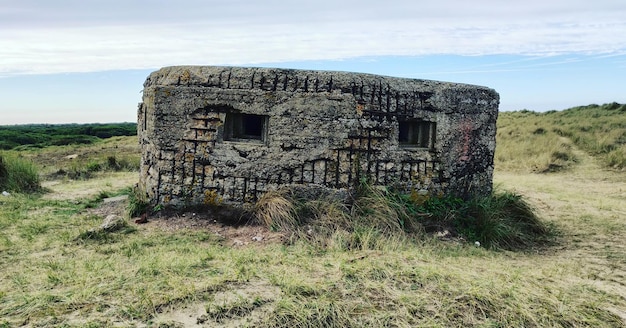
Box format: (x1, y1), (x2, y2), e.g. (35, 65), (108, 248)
(138, 66), (499, 207)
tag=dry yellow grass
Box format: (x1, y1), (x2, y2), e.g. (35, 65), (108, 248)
(254, 190), (299, 230)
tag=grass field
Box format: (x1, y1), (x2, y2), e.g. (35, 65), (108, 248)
(0, 105), (625, 327)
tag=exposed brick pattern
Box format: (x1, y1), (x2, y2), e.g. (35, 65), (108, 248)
(138, 66), (499, 207)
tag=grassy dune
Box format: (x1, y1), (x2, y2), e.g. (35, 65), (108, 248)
(496, 102), (626, 172)
(1, 105), (625, 327)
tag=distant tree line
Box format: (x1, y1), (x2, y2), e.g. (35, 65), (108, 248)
(0, 123), (137, 150)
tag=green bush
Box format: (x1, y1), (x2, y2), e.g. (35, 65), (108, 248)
(0, 153), (41, 193)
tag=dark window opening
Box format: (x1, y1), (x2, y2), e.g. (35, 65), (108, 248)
(399, 120), (436, 149)
(224, 113), (268, 143)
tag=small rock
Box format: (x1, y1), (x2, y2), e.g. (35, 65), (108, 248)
(101, 215), (125, 231)
(232, 239), (245, 246)
(1, 191), (9, 197)
(435, 230), (451, 238)
(474, 241), (481, 247)
(64, 154), (78, 160)
(103, 195), (129, 203)
(252, 235), (263, 242)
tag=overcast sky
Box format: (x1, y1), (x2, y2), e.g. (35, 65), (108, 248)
(1, 0), (625, 124)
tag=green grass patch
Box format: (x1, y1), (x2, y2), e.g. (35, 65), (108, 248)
(0, 152), (41, 193)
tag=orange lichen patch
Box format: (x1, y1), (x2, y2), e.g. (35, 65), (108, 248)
(204, 189), (223, 206)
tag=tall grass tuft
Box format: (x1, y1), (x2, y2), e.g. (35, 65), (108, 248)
(253, 184), (420, 250)
(418, 190), (552, 250)
(351, 182), (426, 235)
(255, 190), (300, 231)
(126, 185), (150, 217)
(464, 192), (550, 249)
(0, 152), (41, 193)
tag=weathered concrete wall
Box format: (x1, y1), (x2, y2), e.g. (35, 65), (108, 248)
(138, 66), (499, 207)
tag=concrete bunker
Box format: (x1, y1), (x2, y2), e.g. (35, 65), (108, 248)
(138, 66), (499, 208)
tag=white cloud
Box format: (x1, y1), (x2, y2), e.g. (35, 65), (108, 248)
(1, 0), (625, 76)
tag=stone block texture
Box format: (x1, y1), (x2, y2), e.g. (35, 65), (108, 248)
(138, 66), (499, 207)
